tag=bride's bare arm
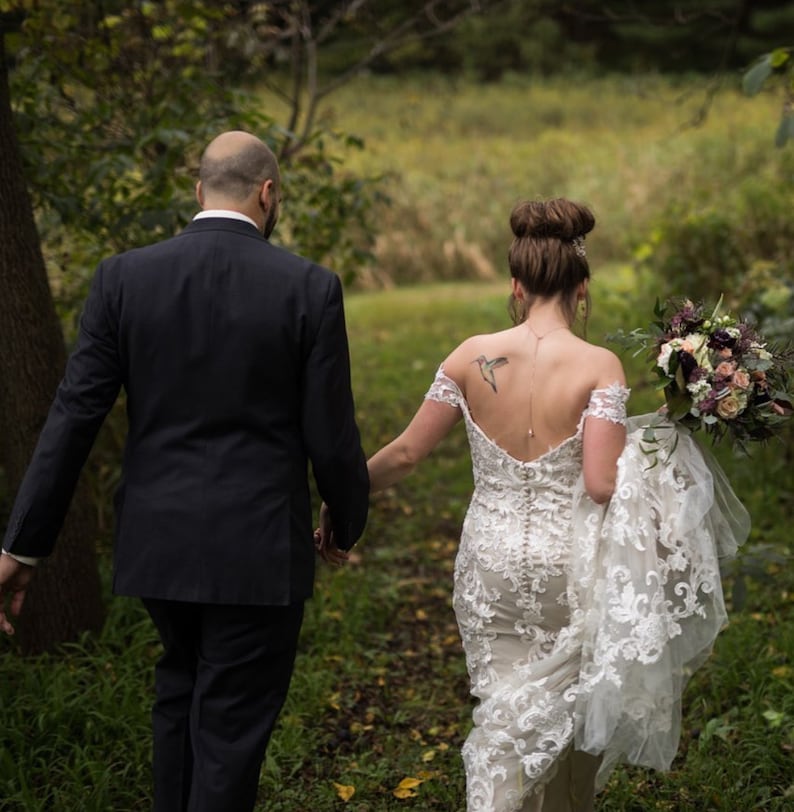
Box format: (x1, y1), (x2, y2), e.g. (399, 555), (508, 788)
(582, 418), (626, 504)
(581, 351), (628, 504)
(368, 399), (462, 492)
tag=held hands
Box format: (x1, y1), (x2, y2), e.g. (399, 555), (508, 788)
(0, 552), (34, 636)
(314, 503), (350, 566)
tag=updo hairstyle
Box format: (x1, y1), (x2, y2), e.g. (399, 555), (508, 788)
(507, 198), (595, 326)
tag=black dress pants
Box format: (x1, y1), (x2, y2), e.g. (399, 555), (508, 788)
(143, 599), (305, 812)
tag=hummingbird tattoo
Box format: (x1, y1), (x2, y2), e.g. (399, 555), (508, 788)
(473, 355), (509, 393)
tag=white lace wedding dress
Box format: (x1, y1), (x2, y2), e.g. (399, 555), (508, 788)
(425, 368), (750, 812)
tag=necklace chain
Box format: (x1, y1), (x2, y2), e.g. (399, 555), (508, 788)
(525, 322), (569, 438)
(525, 322), (569, 340)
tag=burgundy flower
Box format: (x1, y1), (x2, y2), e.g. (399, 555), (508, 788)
(679, 351), (699, 382)
(708, 328), (736, 350)
(670, 304), (703, 336)
(697, 392), (718, 414)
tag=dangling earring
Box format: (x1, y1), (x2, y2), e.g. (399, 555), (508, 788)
(579, 295), (590, 338)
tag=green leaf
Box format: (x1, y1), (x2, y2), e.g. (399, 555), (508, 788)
(742, 54), (773, 96)
(774, 111), (794, 148)
(770, 48), (791, 69)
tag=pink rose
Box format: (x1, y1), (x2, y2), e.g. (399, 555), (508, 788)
(732, 370), (751, 390)
(716, 361), (736, 377)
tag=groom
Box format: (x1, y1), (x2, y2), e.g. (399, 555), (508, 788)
(0, 130), (369, 811)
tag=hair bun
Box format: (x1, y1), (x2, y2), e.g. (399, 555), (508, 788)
(510, 198), (595, 241)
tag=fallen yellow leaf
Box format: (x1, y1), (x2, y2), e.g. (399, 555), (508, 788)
(333, 782), (355, 802)
(395, 777), (424, 790)
(422, 749), (436, 762)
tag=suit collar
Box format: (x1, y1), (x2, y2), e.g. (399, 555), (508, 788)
(193, 209), (259, 229)
(182, 217), (265, 240)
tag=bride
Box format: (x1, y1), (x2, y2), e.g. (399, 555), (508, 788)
(319, 198), (749, 812)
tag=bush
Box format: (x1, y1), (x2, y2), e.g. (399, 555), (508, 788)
(632, 164), (794, 323)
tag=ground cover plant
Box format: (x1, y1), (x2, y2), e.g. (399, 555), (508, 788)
(1, 73), (793, 810)
(264, 73), (791, 297)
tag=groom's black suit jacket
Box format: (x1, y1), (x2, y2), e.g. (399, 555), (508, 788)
(3, 217), (369, 605)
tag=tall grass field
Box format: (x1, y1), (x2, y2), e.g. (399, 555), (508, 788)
(1, 74), (793, 810)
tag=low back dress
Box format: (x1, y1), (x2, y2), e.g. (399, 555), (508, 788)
(425, 367), (749, 812)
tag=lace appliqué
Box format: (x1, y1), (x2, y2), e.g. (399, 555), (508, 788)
(425, 366), (464, 409)
(422, 367), (747, 811)
(580, 382), (630, 428)
(570, 416), (750, 783)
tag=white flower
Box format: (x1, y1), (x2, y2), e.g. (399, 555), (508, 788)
(683, 332), (711, 368)
(656, 340), (678, 375)
(687, 379), (712, 403)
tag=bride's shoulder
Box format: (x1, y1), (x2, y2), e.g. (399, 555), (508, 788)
(581, 343), (627, 389)
(434, 331), (509, 396)
(442, 331), (509, 372)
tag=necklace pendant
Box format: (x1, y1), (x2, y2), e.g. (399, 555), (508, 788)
(528, 428), (535, 438)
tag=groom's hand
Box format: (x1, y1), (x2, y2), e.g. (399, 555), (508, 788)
(314, 531), (349, 566)
(0, 552), (34, 636)
(314, 503), (349, 566)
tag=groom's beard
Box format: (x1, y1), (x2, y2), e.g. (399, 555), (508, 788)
(262, 203), (278, 239)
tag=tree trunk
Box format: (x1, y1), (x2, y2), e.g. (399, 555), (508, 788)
(0, 29), (105, 654)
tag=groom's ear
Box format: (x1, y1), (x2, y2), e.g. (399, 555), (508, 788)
(259, 178), (274, 209)
(195, 180), (204, 207)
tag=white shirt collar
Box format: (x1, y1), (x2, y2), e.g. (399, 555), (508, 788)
(193, 209), (259, 230)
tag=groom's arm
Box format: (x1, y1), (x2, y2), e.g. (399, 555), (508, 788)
(301, 273), (369, 551)
(2, 263), (123, 559)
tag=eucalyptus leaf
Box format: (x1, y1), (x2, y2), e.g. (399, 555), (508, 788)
(742, 54), (773, 97)
(774, 112), (794, 148)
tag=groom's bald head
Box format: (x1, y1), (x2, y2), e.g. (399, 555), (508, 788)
(198, 131), (280, 203)
(196, 131), (281, 236)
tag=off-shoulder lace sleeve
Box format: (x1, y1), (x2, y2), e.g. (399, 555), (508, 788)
(424, 366), (464, 409)
(582, 383), (630, 425)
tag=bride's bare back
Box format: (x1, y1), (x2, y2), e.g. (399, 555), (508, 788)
(443, 324), (624, 463)
(365, 197), (628, 506)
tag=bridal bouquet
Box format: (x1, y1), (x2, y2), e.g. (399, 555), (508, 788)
(615, 297), (794, 449)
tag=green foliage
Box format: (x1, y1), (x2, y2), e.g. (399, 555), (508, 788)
(632, 171), (794, 331)
(0, 593), (157, 811)
(453, 1), (569, 81)
(6, 0), (379, 329)
(278, 132), (386, 287)
(310, 73), (789, 302)
(743, 46), (794, 147)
